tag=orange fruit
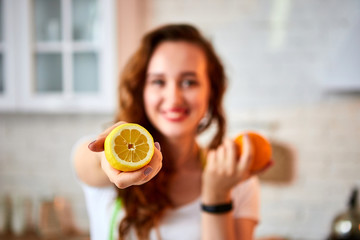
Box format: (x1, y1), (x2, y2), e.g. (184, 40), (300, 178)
(104, 123), (155, 171)
(234, 132), (272, 173)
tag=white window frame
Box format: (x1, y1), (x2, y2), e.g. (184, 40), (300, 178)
(0, 0), (16, 110)
(0, 0), (116, 113)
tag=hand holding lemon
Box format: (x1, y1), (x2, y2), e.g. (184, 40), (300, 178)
(88, 122), (162, 189)
(104, 123), (155, 172)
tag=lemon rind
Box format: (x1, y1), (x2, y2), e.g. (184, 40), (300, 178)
(104, 123), (155, 172)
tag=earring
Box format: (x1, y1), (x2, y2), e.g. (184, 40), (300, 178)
(198, 109), (212, 132)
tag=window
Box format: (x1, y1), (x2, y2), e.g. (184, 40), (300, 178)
(0, 0), (116, 113)
(0, 0), (3, 93)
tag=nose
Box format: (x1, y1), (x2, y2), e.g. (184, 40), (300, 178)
(165, 81), (183, 105)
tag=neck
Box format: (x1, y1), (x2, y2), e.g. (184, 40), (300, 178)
(161, 134), (200, 170)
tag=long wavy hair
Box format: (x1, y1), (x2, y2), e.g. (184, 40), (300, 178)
(114, 24), (227, 239)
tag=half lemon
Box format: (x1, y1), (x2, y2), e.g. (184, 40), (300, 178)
(104, 123), (155, 171)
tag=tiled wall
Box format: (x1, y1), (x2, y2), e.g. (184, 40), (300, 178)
(1, 0), (359, 239)
(0, 113), (112, 231)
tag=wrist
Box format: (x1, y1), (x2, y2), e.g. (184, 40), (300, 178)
(201, 201), (233, 214)
(202, 190), (231, 205)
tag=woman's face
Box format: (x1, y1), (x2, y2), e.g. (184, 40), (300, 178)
(144, 41), (210, 139)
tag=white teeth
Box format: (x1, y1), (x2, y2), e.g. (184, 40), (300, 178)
(166, 111), (184, 119)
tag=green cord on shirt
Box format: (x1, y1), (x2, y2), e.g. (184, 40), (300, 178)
(109, 198), (122, 240)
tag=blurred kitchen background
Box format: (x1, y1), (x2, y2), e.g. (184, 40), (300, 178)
(0, 0), (360, 239)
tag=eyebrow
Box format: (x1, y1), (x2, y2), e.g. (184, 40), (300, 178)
(181, 71), (197, 77)
(147, 71), (197, 77)
(146, 73), (164, 78)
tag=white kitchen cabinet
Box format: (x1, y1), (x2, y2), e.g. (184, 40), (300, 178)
(0, 0), (117, 113)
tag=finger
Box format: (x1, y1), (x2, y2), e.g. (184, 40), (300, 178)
(88, 121), (127, 152)
(205, 150), (216, 171)
(224, 139), (236, 176)
(117, 149), (163, 187)
(154, 142), (161, 151)
(144, 147), (163, 177)
(153, 142), (163, 173)
(100, 154), (123, 178)
(216, 144), (226, 174)
(112, 167), (153, 189)
(101, 156), (153, 189)
(237, 134), (253, 174)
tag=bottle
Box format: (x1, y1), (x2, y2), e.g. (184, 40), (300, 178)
(328, 188), (360, 240)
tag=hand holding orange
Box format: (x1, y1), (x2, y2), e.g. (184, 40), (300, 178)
(234, 132), (272, 173)
(104, 123), (155, 172)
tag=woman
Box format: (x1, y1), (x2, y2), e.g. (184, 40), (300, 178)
(73, 24), (264, 240)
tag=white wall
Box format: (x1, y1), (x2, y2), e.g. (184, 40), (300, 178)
(1, 0), (360, 239)
(145, 1), (360, 238)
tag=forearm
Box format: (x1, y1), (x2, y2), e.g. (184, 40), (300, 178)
(201, 190), (236, 240)
(201, 138), (257, 239)
(73, 141), (112, 187)
(201, 211), (236, 240)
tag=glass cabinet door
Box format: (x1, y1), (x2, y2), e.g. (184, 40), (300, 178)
(0, 0), (17, 110)
(73, 51), (98, 93)
(72, 0), (98, 42)
(72, 0), (99, 93)
(0, 55), (3, 94)
(0, 0), (116, 112)
(34, 0), (62, 42)
(0, 0), (4, 94)
(33, 0), (100, 96)
(35, 53), (63, 92)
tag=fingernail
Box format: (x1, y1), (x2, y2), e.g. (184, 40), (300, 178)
(88, 140), (96, 149)
(144, 167), (153, 176)
(154, 142), (161, 151)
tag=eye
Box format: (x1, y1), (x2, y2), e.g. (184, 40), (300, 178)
(181, 79), (198, 88)
(150, 79), (165, 87)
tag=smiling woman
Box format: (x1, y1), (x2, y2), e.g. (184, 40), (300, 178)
(144, 41), (210, 138)
(73, 24), (264, 240)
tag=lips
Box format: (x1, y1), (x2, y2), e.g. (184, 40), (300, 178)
(162, 107), (189, 122)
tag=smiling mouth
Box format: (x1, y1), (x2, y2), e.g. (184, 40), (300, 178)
(162, 108), (188, 122)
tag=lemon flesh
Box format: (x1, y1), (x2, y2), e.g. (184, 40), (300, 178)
(104, 123), (155, 171)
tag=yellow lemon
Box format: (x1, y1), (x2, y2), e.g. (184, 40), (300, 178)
(104, 123), (155, 171)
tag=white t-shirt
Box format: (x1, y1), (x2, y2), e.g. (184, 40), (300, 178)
(80, 176), (260, 240)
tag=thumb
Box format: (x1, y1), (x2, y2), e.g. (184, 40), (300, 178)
(88, 121), (127, 152)
(88, 138), (105, 152)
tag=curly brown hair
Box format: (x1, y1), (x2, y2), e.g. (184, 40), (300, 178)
(114, 24), (227, 239)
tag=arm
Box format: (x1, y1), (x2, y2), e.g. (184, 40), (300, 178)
(234, 218), (257, 239)
(202, 214), (256, 240)
(201, 137), (258, 240)
(73, 121), (163, 188)
(73, 140), (112, 187)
